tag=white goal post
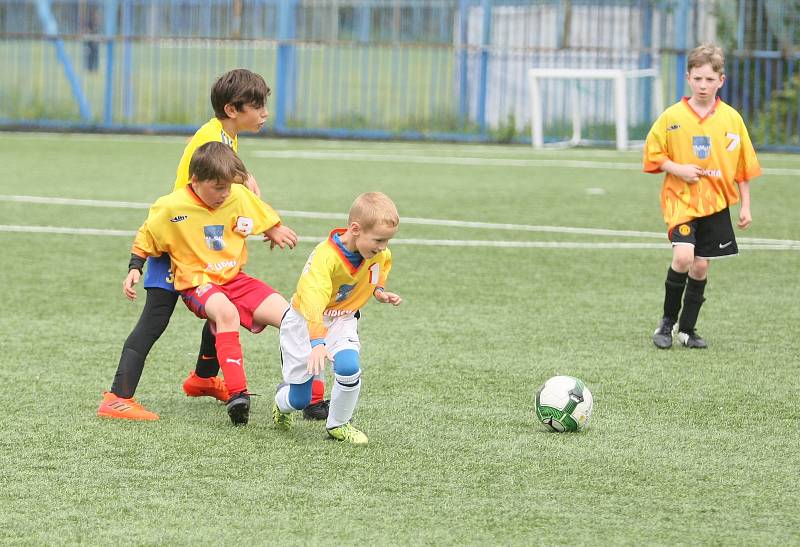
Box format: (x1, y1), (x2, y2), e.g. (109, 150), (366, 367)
(528, 68), (663, 150)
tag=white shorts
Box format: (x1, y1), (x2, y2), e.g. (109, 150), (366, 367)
(279, 307), (361, 384)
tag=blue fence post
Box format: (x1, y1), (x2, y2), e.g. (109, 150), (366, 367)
(476, 0), (491, 134)
(121, 0), (134, 120)
(674, 0), (690, 101)
(639, 0), (653, 119)
(103, 0), (119, 127)
(458, 0), (469, 125)
(274, 0), (297, 132)
(358, 2), (370, 43)
(34, 0), (92, 121)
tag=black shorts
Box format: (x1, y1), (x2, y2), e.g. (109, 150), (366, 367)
(669, 208), (738, 259)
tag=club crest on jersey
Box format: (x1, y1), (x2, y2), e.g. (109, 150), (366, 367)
(335, 284), (355, 302)
(203, 225), (225, 251)
(692, 136), (711, 159)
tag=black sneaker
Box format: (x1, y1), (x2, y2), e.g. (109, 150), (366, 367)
(302, 399), (330, 420)
(652, 317), (675, 349)
(676, 330), (708, 349)
(226, 392), (251, 425)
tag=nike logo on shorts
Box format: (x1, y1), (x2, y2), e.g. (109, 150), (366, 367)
(719, 241), (733, 249)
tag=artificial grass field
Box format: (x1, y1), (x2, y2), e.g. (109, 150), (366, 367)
(0, 132), (798, 545)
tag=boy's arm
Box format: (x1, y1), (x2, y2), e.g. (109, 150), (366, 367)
(372, 250), (402, 305)
(736, 181), (751, 229)
(237, 186), (297, 249)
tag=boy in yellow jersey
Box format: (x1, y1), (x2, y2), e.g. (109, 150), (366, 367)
(120, 142), (296, 425)
(98, 69), (320, 420)
(272, 192), (402, 444)
(644, 44), (761, 349)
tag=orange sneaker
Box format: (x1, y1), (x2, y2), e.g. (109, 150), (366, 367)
(97, 392), (159, 421)
(182, 371), (230, 402)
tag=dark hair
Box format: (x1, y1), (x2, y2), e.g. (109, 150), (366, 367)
(210, 69), (271, 119)
(188, 142), (248, 183)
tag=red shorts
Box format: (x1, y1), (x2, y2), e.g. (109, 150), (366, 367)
(180, 272), (278, 333)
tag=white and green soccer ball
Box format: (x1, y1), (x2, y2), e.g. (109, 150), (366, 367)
(535, 375), (593, 432)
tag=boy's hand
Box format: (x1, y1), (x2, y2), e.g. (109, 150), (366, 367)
(307, 344), (328, 375)
(674, 163), (703, 183)
(243, 173), (261, 197)
(263, 224), (298, 250)
(123, 270), (141, 301)
(738, 206), (752, 229)
(374, 289), (402, 306)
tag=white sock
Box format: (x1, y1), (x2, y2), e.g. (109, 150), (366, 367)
(275, 384), (295, 413)
(326, 372), (361, 429)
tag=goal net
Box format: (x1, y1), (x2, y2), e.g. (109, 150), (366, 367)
(528, 68), (663, 150)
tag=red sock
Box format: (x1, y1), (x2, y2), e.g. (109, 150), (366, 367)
(215, 331), (247, 396)
(311, 378), (325, 404)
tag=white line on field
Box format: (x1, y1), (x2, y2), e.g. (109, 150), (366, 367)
(1, 225), (799, 251)
(2, 194), (797, 245)
(251, 150), (800, 176)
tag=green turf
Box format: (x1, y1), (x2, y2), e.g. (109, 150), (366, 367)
(0, 133), (798, 545)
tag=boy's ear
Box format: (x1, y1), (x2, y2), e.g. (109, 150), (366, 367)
(349, 221), (362, 235)
(223, 103), (238, 119)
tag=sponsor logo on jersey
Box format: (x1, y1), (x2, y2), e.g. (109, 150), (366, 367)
(203, 225), (225, 251)
(701, 168), (722, 178)
(667, 124), (681, 131)
(170, 215), (189, 223)
(206, 259), (237, 272)
(324, 309), (356, 317)
(692, 136), (711, 159)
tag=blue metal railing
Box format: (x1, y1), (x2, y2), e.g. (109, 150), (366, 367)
(0, 0), (798, 150)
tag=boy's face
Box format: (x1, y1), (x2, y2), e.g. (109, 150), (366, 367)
(191, 177), (232, 209)
(225, 102), (269, 133)
(686, 63), (725, 102)
(351, 222), (398, 259)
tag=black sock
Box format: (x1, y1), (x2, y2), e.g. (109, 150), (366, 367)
(194, 320), (219, 378)
(679, 276), (707, 334)
(110, 289), (178, 398)
(663, 267), (688, 322)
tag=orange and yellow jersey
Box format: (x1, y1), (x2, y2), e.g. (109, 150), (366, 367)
(643, 97), (761, 228)
(291, 228), (392, 341)
(174, 118), (237, 189)
(132, 184), (280, 290)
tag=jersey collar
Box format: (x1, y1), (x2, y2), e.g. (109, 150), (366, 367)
(326, 228), (362, 275)
(681, 96), (721, 124)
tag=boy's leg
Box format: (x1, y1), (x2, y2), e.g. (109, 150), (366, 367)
(182, 320), (229, 402)
(677, 259), (709, 348)
(110, 288), (178, 398)
(273, 307), (315, 430)
(252, 291), (328, 419)
(654, 227), (694, 349)
(99, 287), (177, 420)
(326, 349), (367, 445)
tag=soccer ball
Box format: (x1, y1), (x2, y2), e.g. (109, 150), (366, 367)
(535, 375), (593, 432)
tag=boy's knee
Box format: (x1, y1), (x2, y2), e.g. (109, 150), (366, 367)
(288, 380), (313, 409)
(333, 350), (361, 386)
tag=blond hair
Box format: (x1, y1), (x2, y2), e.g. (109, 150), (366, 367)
(687, 43), (725, 75)
(348, 192), (399, 230)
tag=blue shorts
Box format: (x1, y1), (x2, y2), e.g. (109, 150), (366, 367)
(143, 255), (177, 292)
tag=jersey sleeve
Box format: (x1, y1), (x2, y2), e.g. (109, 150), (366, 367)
(376, 249), (392, 291)
(735, 119), (762, 182)
(643, 113), (669, 173)
(294, 250), (335, 341)
(237, 187), (282, 233)
(130, 200), (170, 258)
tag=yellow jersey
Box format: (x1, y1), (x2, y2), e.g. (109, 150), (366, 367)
(291, 228), (392, 340)
(643, 97), (761, 228)
(132, 184), (280, 290)
(174, 118), (238, 189)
